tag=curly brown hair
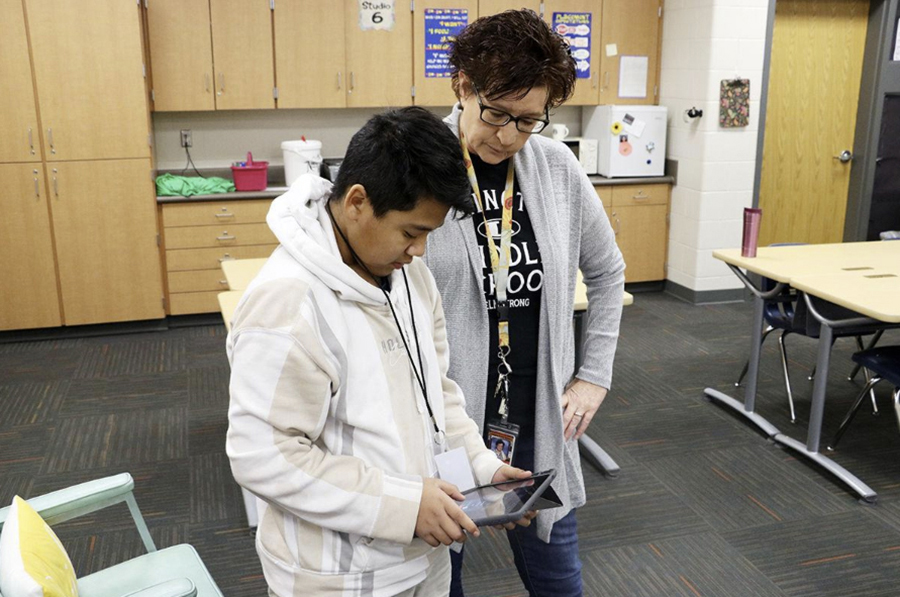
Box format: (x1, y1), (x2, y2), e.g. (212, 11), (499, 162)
(449, 9), (576, 110)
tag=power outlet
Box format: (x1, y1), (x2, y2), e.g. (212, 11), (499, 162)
(180, 129), (192, 148)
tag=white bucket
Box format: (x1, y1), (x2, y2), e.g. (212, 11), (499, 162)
(282, 140), (323, 186)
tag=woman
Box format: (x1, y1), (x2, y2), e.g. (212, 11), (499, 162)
(424, 9), (626, 596)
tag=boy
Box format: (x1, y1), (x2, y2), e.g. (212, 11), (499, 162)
(226, 107), (531, 597)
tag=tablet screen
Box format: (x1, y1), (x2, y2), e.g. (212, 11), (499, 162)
(458, 471), (560, 526)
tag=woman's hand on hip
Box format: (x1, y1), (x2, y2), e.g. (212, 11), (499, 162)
(560, 379), (608, 441)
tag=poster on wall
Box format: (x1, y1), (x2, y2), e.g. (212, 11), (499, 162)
(424, 8), (468, 78)
(552, 12), (592, 79)
(358, 0), (395, 31)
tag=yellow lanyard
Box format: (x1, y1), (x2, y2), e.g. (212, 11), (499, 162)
(460, 131), (516, 419)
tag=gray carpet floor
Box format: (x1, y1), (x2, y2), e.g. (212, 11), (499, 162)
(2, 291), (900, 596)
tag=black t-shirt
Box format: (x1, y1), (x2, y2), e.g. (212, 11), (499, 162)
(469, 152), (544, 437)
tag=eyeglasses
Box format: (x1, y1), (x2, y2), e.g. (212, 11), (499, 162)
(472, 84), (550, 134)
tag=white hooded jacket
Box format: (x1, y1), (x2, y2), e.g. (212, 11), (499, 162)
(226, 174), (503, 596)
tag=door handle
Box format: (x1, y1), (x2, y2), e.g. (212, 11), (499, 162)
(52, 168), (59, 197)
(48, 128), (55, 154)
(34, 169), (40, 198)
(833, 150), (853, 163)
(28, 128), (35, 155)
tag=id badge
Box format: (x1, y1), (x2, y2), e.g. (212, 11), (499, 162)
(486, 419), (520, 466)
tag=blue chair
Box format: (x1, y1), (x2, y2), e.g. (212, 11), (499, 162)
(735, 267), (882, 423)
(828, 345), (900, 450)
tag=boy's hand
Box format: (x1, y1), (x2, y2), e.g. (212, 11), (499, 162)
(415, 478), (480, 547)
(489, 465), (538, 530)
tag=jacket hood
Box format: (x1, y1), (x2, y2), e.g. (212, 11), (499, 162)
(266, 173), (389, 306)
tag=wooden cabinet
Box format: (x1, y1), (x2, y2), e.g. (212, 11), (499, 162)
(50, 160), (164, 325)
(160, 199), (278, 315)
(209, 0), (275, 110)
(598, 0), (662, 105)
(543, 0), (602, 106)
(1, 1), (164, 331)
(413, 0), (478, 107)
(0, 0), (41, 163)
(0, 164), (62, 330)
(274, 0), (413, 108)
(26, 0), (150, 161)
(148, 0), (273, 111)
(597, 182), (669, 283)
(275, 1), (347, 108)
(146, 0), (216, 111)
(344, 0), (414, 108)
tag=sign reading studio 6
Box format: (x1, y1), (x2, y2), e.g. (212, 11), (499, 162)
(358, 0), (395, 31)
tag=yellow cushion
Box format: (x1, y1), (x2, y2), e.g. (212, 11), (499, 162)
(0, 496), (78, 597)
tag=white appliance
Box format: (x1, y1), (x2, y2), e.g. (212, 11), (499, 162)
(582, 105), (667, 177)
(561, 137), (599, 175)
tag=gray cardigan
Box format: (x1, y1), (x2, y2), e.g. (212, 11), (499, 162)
(425, 106), (626, 542)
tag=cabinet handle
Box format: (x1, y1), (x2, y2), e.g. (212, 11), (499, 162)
(205, 73), (211, 92)
(218, 254), (235, 263)
(52, 168), (59, 197)
(33, 169), (40, 198)
(337, 72), (342, 90)
(214, 211), (234, 218)
(219, 279), (228, 285)
(350, 71), (355, 91)
(592, 71), (598, 89)
(28, 128), (35, 155)
(613, 213), (620, 236)
(217, 233), (236, 241)
(48, 128), (56, 154)
(603, 71), (610, 90)
(218, 72), (224, 95)
(632, 191), (649, 201)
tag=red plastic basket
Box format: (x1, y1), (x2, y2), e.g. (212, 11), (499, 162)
(231, 152), (268, 191)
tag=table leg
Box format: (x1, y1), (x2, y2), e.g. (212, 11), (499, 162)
(705, 292), (780, 437)
(578, 434), (620, 477)
(773, 322), (877, 503)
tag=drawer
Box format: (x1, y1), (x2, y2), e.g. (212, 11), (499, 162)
(168, 290), (221, 315)
(162, 199), (272, 227)
(593, 185), (613, 207)
(164, 223), (276, 250)
(166, 244), (277, 272)
(610, 184), (669, 207)
(168, 269), (230, 293)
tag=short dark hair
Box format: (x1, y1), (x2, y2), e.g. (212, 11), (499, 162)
(329, 107), (474, 218)
(449, 9), (576, 109)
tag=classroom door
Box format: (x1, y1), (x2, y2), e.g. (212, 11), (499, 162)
(758, 0), (869, 245)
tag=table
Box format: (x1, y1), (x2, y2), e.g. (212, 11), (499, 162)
(709, 241), (900, 502)
(219, 261), (633, 479)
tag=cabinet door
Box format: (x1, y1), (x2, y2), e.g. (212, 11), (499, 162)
(209, 0), (275, 110)
(49, 159), (164, 325)
(0, 0), (41, 163)
(599, 0), (661, 105)
(345, 0), (413, 108)
(275, 1), (346, 108)
(543, 0), (601, 105)
(478, 1), (540, 18)
(26, 0), (150, 160)
(612, 203), (668, 282)
(414, 0), (477, 107)
(0, 164), (61, 330)
(147, 0), (215, 111)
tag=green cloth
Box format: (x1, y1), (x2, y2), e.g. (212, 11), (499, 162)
(156, 173), (235, 197)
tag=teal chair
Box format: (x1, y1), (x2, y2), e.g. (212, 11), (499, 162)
(0, 473), (223, 597)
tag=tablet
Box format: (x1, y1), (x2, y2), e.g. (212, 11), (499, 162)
(458, 470), (562, 527)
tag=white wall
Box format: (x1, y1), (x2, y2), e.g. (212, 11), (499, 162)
(659, 0), (769, 293)
(152, 105), (584, 175)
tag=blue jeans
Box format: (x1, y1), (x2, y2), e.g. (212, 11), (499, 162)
(450, 435), (583, 597)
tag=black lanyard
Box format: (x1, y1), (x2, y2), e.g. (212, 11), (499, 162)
(326, 204), (445, 445)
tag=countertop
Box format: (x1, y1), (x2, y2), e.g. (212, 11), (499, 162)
(156, 167), (674, 204)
